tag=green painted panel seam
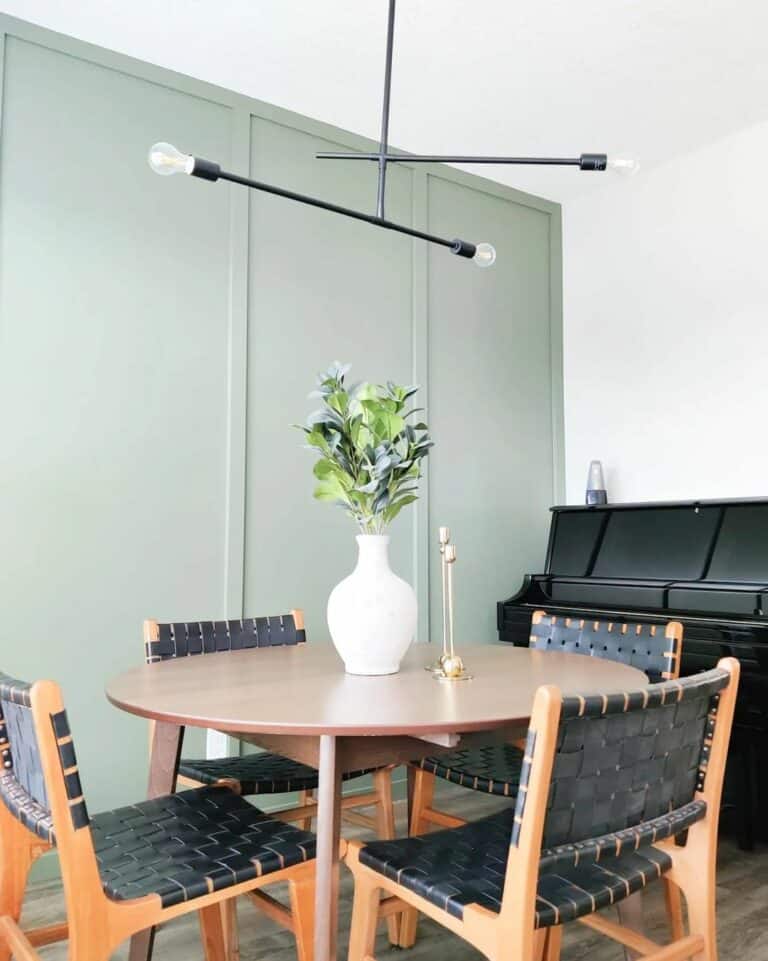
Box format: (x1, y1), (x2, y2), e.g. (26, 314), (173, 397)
(223, 106), (252, 620)
(411, 168), (431, 645)
(0, 30), (6, 141)
(224, 107), (252, 758)
(547, 209), (565, 503)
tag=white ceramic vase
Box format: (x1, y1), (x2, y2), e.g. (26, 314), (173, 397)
(327, 534), (417, 675)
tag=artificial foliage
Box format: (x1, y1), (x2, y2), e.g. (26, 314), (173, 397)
(298, 362), (432, 533)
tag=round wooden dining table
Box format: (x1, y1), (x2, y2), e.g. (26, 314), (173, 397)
(106, 641), (648, 961)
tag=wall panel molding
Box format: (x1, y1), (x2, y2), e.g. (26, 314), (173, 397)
(223, 107), (252, 616)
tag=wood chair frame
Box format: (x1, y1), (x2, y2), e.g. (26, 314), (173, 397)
(0, 676), (317, 961)
(348, 657), (738, 961)
(143, 610), (399, 955)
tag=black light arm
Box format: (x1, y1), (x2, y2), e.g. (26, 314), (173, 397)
(316, 151), (609, 171)
(189, 157), (478, 258)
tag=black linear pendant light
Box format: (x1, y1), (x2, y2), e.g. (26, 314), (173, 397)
(148, 0), (637, 267)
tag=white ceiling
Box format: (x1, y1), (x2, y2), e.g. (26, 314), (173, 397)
(2, 0), (767, 202)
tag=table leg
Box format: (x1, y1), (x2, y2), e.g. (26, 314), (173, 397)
(314, 734), (343, 961)
(406, 766), (415, 832)
(127, 721), (184, 961)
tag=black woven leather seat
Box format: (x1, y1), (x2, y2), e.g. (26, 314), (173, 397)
(178, 754), (372, 795)
(92, 786), (316, 908)
(417, 744), (524, 797)
(360, 807), (674, 928)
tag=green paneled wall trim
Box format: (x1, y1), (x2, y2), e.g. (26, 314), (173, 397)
(0, 14), (563, 876)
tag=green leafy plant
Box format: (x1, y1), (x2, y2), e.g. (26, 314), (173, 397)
(297, 362), (432, 534)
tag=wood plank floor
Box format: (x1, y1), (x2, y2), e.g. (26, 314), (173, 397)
(19, 783), (768, 960)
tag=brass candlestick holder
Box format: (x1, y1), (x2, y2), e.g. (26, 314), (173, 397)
(425, 526), (451, 673)
(434, 542), (473, 682)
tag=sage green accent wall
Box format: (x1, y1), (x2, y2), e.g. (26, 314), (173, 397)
(0, 12), (563, 851)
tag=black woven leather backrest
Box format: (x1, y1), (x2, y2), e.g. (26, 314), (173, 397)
(0, 673), (89, 841)
(531, 613), (681, 682)
(145, 612), (307, 664)
(0, 674), (47, 809)
(531, 667), (729, 849)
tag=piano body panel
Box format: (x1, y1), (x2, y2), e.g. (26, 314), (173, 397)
(498, 497), (768, 847)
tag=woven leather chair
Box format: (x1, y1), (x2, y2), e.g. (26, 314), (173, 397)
(348, 657), (739, 961)
(0, 671), (317, 961)
(409, 612), (683, 835)
(144, 611), (398, 953)
(405, 611), (685, 952)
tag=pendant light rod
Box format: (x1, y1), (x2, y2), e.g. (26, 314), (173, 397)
(147, 146), (490, 258)
(318, 152), (609, 170)
(376, 0), (397, 218)
(215, 165), (463, 250)
(148, 143), (497, 265)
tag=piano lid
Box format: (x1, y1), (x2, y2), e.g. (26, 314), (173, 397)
(547, 498), (768, 578)
(537, 497), (768, 621)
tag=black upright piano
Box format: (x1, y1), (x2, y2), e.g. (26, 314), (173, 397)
(498, 496), (768, 847)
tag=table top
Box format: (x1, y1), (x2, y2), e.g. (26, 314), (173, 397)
(106, 642), (648, 737)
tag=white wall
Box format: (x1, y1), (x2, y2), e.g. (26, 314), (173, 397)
(563, 119), (768, 504)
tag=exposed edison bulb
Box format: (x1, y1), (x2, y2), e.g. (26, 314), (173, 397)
(148, 142), (194, 176)
(607, 156), (640, 176)
(473, 243), (496, 268)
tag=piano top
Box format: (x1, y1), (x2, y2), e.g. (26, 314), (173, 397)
(549, 496), (768, 513)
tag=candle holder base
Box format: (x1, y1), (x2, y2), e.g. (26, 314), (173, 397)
(425, 656), (448, 673)
(434, 669), (474, 682)
(432, 654), (473, 681)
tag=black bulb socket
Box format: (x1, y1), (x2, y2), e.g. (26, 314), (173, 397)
(579, 153), (608, 171)
(451, 238), (476, 259)
(191, 157), (222, 181)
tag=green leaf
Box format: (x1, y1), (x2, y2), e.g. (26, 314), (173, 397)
(383, 494), (418, 524)
(313, 473), (348, 502)
(378, 412), (405, 440)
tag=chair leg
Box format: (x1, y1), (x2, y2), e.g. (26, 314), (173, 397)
(663, 879), (686, 942)
(299, 790), (314, 832)
(674, 865), (717, 961)
(396, 769), (434, 949)
(199, 903), (228, 961)
(348, 876), (381, 961)
(533, 929), (547, 961)
(222, 898), (240, 961)
(408, 768), (435, 837)
(406, 765), (416, 828)
(372, 769), (400, 946)
(543, 925), (563, 961)
(289, 873), (315, 961)
(0, 809), (38, 961)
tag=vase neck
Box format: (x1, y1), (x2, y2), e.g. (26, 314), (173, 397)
(355, 534), (391, 574)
